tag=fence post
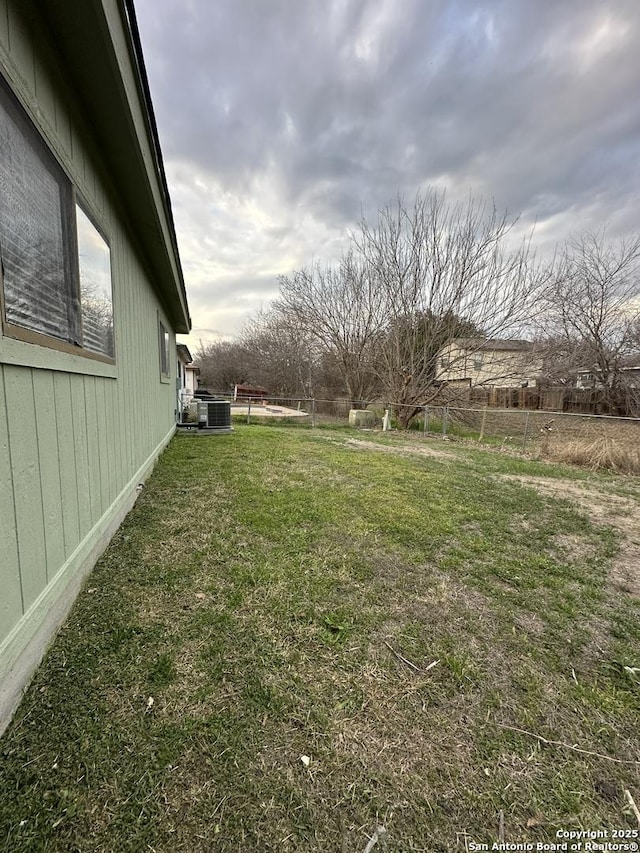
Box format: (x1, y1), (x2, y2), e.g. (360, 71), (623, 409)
(311, 398), (316, 428)
(479, 407), (487, 442)
(522, 410), (531, 452)
(247, 398), (251, 425)
(442, 406), (448, 438)
(423, 406), (429, 435)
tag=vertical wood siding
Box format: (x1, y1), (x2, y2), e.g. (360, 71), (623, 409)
(0, 372), (22, 639)
(32, 370), (65, 584)
(53, 372), (81, 556)
(0, 285), (177, 646)
(0, 2), (179, 651)
(4, 367), (48, 610)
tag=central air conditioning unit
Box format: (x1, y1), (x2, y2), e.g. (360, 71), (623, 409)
(197, 399), (233, 433)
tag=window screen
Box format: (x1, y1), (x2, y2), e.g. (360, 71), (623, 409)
(0, 77), (79, 344)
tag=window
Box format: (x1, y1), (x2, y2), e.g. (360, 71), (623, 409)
(440, 357), (450, 368)
(77, 207), (114, 357)
(159, 318), (170, 378)
(473, 357), (483, 370)
(0, 74), (114, 361)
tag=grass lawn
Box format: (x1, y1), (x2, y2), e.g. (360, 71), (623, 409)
(1, 425), (639, 852)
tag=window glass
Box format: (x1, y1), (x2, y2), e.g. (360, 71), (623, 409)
(159, 320), (170, 376)
(0, 78), (79, 344)
(77, 206), (114, 357)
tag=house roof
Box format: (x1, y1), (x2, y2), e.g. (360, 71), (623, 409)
(451, 338), (535, 352)
(32, 0), (191, 333)
(176, 343), (193, 364)
(621, 354), (640, 369)
(575, 355), (640, 374)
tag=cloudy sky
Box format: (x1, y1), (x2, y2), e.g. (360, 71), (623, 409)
(134, 0), (640, 353)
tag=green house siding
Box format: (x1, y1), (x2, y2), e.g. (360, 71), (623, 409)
(0, 0), (188, 730)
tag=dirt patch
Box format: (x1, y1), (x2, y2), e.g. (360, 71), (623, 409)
(500, 475), (640, 598)
(338, 436), (458, 461)
(513, 610), (546, 636)
(551, 532), (601, 564)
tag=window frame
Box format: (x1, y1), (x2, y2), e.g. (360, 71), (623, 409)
(0, 71), (115, 366)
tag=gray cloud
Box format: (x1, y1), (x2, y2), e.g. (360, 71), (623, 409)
(135, 0), (640, 347)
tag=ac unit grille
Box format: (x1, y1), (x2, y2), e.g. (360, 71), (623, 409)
(206, 402), (230, 427)
(198, 400), (232, 430)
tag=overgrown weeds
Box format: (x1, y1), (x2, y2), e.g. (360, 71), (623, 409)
(543, 436), (640, 474)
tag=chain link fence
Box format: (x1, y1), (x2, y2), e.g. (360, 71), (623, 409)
(432, 404), (640, 455)
(190, 391), (640, 470)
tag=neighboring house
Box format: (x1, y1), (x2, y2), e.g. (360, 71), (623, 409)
(0, 0), (191, 731)
(574, 370), (597, 391)
(621, 363), (640, 388)
(185, 363), (200, 396)
(437, 338), (542, 388)
(177, 343), (193, 388)
(575, 358), (640, 390)
(176, 343), (200, 420)
(177, 342), (193, 409)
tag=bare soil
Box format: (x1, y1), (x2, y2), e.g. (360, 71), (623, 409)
(500, 475), (640, 598)
(337, 435), (458, 461)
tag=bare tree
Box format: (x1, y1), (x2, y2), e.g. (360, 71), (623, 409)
(542, 230), (640, 415)
(195, 310), (323, 398)
(353, 190), (546, 426)
(275, 251), (387, 405)
(195, 338), (254, 393)
(240, 307), (322, 397)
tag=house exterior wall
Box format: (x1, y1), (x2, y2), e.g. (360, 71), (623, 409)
(185, 366), (199, 394)
(0, 0), (182, 730)
(438, 342), (542, 388)
(177, 349), (191, 412)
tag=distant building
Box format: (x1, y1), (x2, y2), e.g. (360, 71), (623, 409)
(177, 344), (192, 407)
(574, 357), (640, 390)
(177, 343), (200, 420)
(437, 338), (543, 389)
(186, 364), (200, 395)
(176, 344), (200, 394)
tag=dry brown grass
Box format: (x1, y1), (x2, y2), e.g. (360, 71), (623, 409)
(542, 436), (640, 474)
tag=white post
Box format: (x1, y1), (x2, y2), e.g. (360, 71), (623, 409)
(479, 407), (488, 442)
(522, 410), (531, 451)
